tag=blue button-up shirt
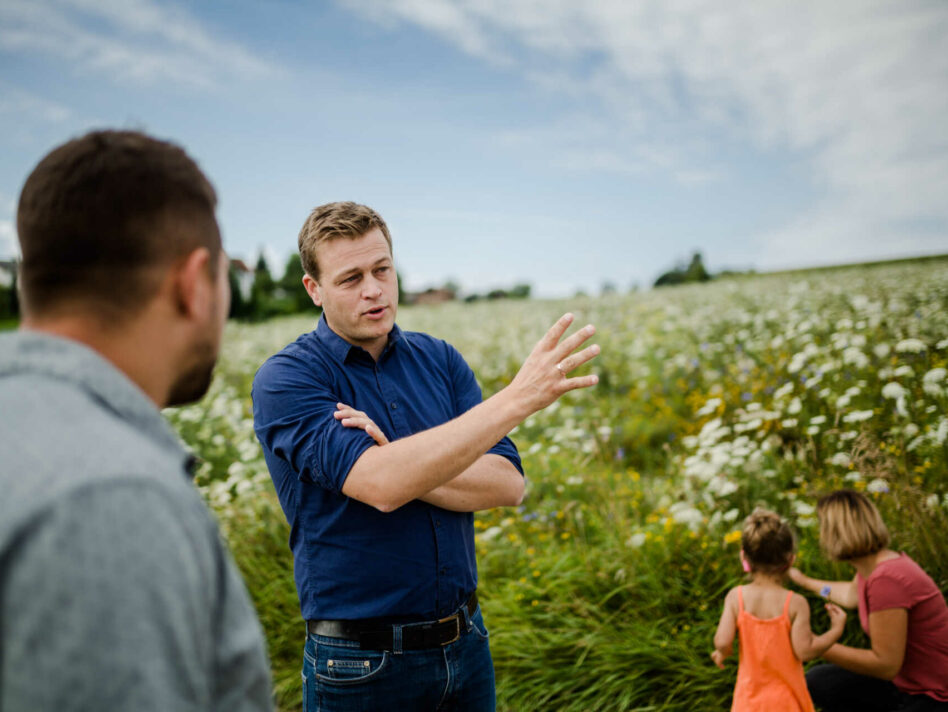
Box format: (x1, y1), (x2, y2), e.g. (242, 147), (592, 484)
(252, 317), (522, 622)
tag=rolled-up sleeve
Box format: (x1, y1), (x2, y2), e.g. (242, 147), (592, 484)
(252, 352), (375, 493)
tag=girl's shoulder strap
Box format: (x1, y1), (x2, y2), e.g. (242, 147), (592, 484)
(783, 590), (793, 617)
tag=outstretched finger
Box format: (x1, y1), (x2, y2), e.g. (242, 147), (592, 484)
(556, 343), (600, 374)
(553, 323), (597, 362)
(561, 373), (599, 392)
(536, 313), (575, 352)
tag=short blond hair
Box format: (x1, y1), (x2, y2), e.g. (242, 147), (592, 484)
(742, 508), (796, 574)
(297, 201), (392, 281)
(817, 489), (890, 561)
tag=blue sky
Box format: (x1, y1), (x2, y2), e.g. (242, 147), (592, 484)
(1, 0), (946, 297)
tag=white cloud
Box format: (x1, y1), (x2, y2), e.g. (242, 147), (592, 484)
(345, 0), (948, 261)
(0, 0), (280, 88)
(0, 85), (73, 124)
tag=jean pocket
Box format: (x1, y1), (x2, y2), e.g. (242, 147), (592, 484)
(314, 645), (389, 686)
(470, 609), (490, 641)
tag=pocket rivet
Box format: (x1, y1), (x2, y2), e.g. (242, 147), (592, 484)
(364, 661), (370, 667)
(328, 661), (334, 667)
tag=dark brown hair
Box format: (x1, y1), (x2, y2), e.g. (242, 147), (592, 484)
(742, 508), (796, 574)
(17, 129), (220, 320)
(298, 201), (392, 281)
(817, 489), (890, 561)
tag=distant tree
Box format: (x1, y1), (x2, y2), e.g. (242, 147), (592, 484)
(684, 252), (710, 282)
(279, 253), (314, 313)
(510, 283), (531, 299)
(600, 281), (617, 296)
(227, 263), (251, 320)
(248, 253), (277, 321)
(487, 289), (509, 300)
(654, 252), (712, 288)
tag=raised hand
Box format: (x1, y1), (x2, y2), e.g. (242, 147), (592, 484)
(334, 403), (390, 446)
(508, 313), (600, 415)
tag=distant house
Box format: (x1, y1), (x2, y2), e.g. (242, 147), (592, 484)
(409, 287), (456, 306)
(229, 258), (254, 300)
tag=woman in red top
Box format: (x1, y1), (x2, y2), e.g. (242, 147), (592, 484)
(791, 490), (948, 711)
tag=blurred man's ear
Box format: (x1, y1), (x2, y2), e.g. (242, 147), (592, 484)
(173, 247), (214, 319)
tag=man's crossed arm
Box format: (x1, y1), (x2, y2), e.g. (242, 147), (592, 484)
(335, 313), (599, 513)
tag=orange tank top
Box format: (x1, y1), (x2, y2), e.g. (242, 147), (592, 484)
(731, 587), (815, 712)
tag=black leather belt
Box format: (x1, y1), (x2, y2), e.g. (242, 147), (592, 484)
(306, 591), (478, 650)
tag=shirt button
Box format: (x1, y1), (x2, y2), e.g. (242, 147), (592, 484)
(390, 402), (397, 409)
(435, 519), (442, 527)
(440, 567), (447, 575)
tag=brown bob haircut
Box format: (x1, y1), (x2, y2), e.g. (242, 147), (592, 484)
(741, 508), (796, 574)
(297, 201), (392, 281)
(17, 129), (220, 321)
(817, 489), (890, 561)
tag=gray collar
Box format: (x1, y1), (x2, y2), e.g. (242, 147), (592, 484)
(0, 330), (194, 474)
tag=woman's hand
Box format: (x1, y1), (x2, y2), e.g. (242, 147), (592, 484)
(334, 403), (389, 446)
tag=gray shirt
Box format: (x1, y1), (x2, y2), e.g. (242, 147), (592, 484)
(0, 331), (272, 711)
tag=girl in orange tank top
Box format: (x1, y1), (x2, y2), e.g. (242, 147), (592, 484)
(712, 509), (847, 711)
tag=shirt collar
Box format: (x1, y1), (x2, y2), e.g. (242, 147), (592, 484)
(0, 330), (195, 477)
(314, 314), (406, 365)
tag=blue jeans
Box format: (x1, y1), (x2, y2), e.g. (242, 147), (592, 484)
(302, 605), (495, 712)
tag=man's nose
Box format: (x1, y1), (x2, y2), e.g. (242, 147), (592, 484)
(362, 278), (382, 299)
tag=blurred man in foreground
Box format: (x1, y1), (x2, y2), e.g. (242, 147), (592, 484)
(0, 130), (272, 710)
(252, 201), (599, 711)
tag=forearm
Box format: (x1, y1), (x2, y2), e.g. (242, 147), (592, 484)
(419, 455), (524, 512)
(792, 572), (857, 609)
(822, 643), (900, 679)
(797, 628), (844, 662)
(346, 389), (527, 511)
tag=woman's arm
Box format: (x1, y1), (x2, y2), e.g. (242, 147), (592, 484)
(822, 608), (908, 680)
(711, 588), (738, 668)
(789, 595), (847, 662)
(789, 568), (859, 609)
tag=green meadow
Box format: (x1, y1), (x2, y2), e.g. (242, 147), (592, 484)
(168, 257), (948, 711)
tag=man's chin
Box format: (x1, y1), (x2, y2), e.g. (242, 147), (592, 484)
(166, 362), (216, 407)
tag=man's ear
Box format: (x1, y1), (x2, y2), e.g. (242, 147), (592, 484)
(173, 247), (213, 319)
(302, 274), (323, 307)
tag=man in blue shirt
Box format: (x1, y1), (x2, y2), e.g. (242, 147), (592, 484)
(252, 201), (599, 711)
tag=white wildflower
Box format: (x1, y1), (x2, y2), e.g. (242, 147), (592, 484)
(873, 343), (891, 359)
(627, 533), (647, 548)
(787, 398), (802, 415)
(882, 382), (907, 400)
(810, 415), (827, 425)
(828, 452), (851, 467)
(895, 338), (926, 354)
(842, 410), (874, 423)
(866, 478), (890, 494)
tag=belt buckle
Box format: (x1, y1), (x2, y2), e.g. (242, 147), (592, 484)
(437, 614), (460, 646)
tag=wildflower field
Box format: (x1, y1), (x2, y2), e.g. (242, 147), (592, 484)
(169, 257), (948, 711)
